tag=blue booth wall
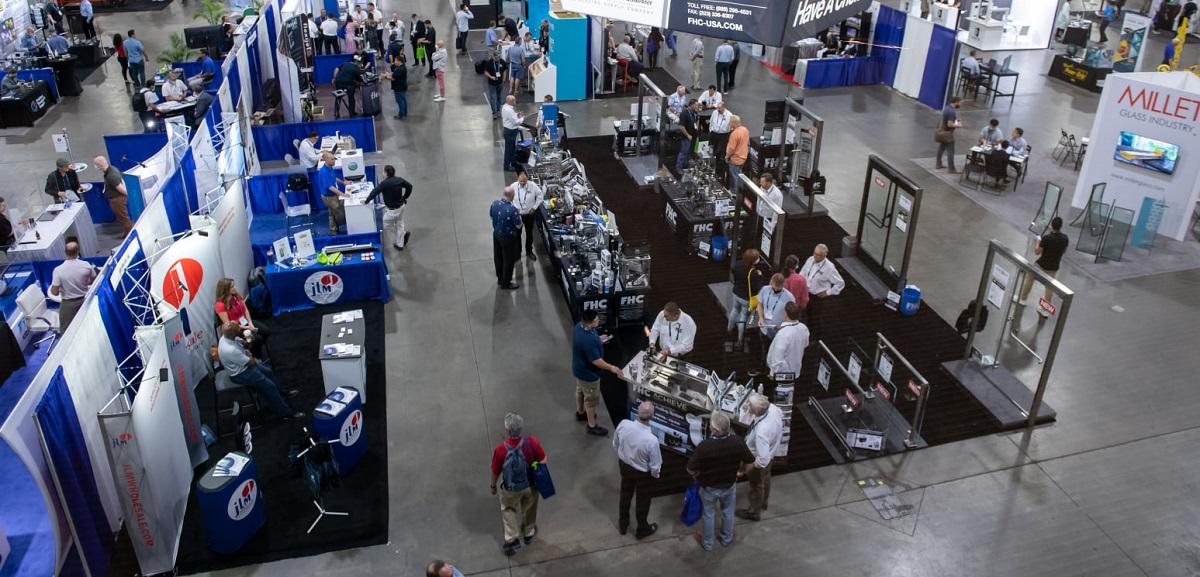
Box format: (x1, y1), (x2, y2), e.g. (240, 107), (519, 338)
(313, 53), (377, 85)
(172, 59), (226, 92)
(917, 24), (956, 111)
(246, 165), (378, 214)
(103, 133), (169, 172)
(0, 68), (60, 101)
(251, 117), (378, 162)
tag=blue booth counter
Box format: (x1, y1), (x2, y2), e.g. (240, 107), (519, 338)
(265, 250), (389, 315)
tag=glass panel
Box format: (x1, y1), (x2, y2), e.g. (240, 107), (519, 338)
(883, 189), (915, 278)
(979, 261), (1017, 364)
(860, 168), (892, 265)
(1030, 182), (1063, 235)
(1075, 201), (1110, 256)
(1100, 206), (1136, 262)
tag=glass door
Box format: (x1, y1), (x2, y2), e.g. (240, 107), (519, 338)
(860, 168), (893, 265)
(883, 189), (915, 278)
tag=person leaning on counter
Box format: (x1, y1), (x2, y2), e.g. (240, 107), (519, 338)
(45, 158), (80, 203)
(316, 151), (349, 234)
(645, 301), (696, 358)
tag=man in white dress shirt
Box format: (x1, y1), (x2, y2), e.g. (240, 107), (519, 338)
(160, 69), (188, 101)
(613, 401), (662, 539)
(698, 85), (722, 109)
(736, 393), (783, 522)
(758, 173), (784, 230)
(297, 131), (322, 168)
(766, 302), (808, 379)
(646, 302), (696, 358)
(511, 170), (543, 260)
(501, 95), (524, 172)
(799, 243), (844, 340)
(708, 101), (732, 178)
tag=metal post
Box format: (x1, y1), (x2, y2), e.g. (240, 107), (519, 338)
(1028, 285), (1071, 427)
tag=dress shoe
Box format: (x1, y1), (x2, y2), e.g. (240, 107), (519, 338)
(284, 389), (300, 398)
(501, 283), (520, 290)
(502, 539), (519, 556)
(735, 509), (761, 521)
(523, 526), (537, 544)
(527, 253), (537, 261)
(618, 522), (628, 535)
(575, 412), (587, 422)
(635, 523), (658, 540)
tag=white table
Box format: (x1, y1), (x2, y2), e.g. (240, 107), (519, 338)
(965, 16), (1007, 49)
(343, 181), (378, 235)
(6, 201), (99, 262)
(319, 310), (367, 403)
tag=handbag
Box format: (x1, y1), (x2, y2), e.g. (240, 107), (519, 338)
(934, 120), (954, 144)
(416, 44), (426, 60)
(680, 481), (702, 527)
(531, 460), (555, 499)
(747, 268), (759, 310)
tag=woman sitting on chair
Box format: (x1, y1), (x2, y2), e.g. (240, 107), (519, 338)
(215, 277), (270, 360)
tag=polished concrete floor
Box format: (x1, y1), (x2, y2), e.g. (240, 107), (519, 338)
(5, 1), (1200, 576)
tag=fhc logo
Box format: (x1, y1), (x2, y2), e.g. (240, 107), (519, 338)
(692, 222), (713, 234)
(227, 479), (258, 521)
(162, 258), (203, 309)
(341, 409), (363, 446)
(620, 294), (645, 307)
(582, 299), (608, 311)
(110, 432), (133, 448)
(304, 272), (344, 304)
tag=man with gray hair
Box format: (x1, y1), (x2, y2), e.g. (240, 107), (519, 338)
(190, 80), (214, 128)
(737, 393), (784, 522)
(490, 412), (546, 555)
(94, 156), (133, 234)
(44, 158), (80, 203)
(799, 243), (844, 340)
(612, 401), (663, 539)
(687, 411), (754, 551)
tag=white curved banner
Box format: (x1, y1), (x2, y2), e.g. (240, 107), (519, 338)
(149, 224), (223, 390)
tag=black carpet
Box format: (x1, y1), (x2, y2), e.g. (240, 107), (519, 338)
(75, 50), (114, 83)
(110, 300), (389, 575)
(92, 0), (174, 13)
(595, 66), (684, 100)
(566, 136), (1003, 495)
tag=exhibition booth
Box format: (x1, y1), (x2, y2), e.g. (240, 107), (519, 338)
(958, 0), (1059, 52)
(0, 0), (392, 574)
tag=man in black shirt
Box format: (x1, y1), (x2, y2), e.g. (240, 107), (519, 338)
(483, 50), (508, 118)
(676, 99), (700, 174)
(420, 20), (437, 77)
(366, 164), (413, 250)
(44, 158), (80, 203)
(687, 412), (753, 551)
(1020, 216), (1069, 317)
(335, 58), (365, 117)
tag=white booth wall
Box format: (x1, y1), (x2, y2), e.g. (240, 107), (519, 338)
(961, 0), (1059, 51)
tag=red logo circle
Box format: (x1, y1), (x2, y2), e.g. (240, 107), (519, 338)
(243, 480), (255, 496)
(162, 258), (204, 309)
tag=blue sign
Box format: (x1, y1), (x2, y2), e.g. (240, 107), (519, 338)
(1130, 196), (1166, 248)
(541, 103), (560, 146)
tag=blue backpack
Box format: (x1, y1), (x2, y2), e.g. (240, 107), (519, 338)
(501, 437), (531, 491)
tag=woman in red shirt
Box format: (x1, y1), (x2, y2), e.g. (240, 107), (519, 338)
(782, 254), (810, 314)
(113, 33), (129, 86)
(215, 277), (270, 359)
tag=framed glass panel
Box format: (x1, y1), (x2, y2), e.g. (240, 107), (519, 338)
(884, 190), (915, 277)
(1075, 201), (1111, 256)
(1099, 206), (1136, 262)
(1030, 182), (1063, 235)
(860, 168), (892, 264)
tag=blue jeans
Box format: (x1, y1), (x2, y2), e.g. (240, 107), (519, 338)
(676, 137), (692, 173)
(129, 61), (146, 87)
(503, 127), (519, 170)
(486, 82), (504, 115)
(393, 90), (407, 117)
(699, 484), (736, 550)
(230, 363), (294, 417)
(728, 162), (743, 192)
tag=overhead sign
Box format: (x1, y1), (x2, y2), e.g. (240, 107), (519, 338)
(667, 0), (790, 46)
(782, 0), (872, 45)
(560, 0), (670, 27)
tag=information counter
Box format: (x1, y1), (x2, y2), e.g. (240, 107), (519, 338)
(657, 179), (733, 257)
(0, 81), (52, 127)
(265, 249), (389, 315)
(1047, 53), (1109, 93)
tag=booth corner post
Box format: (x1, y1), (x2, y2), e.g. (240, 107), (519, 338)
(728, 172), (787, 273)
(636, 72), (669, 167)
(782, 96), (824, 218)
(964, 239), (1074, 428)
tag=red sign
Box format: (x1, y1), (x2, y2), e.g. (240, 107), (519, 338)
(161, 258), (203, 309)
(1038, 298), (1056, 316)
(874, 176), (886, 187)
(844, 388), (859, 407)
(907, 379), (922, 398)
(1118, 86), (1200, 122)
(874, 382), (891, 401)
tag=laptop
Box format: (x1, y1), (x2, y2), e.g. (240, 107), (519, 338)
(1000, 55), (1013, 72)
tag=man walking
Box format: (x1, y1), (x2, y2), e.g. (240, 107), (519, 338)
(483, 50), (508, 118)
(124, 30), (148, 88)
(410, 14), (426, 66)
(613, 401), (662, 539)
(490, 187), (522, 289)
(687, 412), (754, 551)
(688, 36), (704, 90)
(736, 393), (784, 522)
(935, 96), (962, 173)
(489, 412), (545, 556)
(573, 310), (620, 437)
(501, 95), (524, 172)
(365, 165), (412, 250)
(455, 3), (473, 53)
(1019, 216), (1068, 317)
(713, 40), (734, 92)
(511, 171), (543, 260)
(94, 156), (132, 234)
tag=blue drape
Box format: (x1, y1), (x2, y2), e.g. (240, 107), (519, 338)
(323, 0), (339, 17)
(251, 118), (378, 161)
(179, 148), (199, 214)
(29, 257), (109, 292)
(919, 24), (957, 111)
(82, 181), (115, 223)
(265, 6), (279, 73)
(159, 169), (192, 235)
(246, 165), (377, 214)
(226, 60), (242, 109)
(313, 53), (376, 85)
(172, 59), (225, 91)
(103, 133), (168, 171)
(247, 34), (263, 111)
(0, 69), (60, 101)
(874, 5), (907, 87)
(34, 367), (112, 577)
(803, 56), (884, 89)
(97, 232), (149, 382)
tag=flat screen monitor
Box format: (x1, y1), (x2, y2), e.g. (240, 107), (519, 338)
(184, 25), (222, 50)
(1114, 131), (1179, 175)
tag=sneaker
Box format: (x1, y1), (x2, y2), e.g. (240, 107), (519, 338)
(693, 531), (711, 552)
(635, 523), (658, 540)
(735, 509), (761, 522)
(434, 96), (446, 102)
(502, 539), (519, 556)
(586, 425), (609, 436)
(523, 526), (537, 544)
(393, 244), (404, 251)
(501, 283), (520, 290)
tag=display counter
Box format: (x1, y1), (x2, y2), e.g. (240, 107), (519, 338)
(0, 80), (52, 127)
(1048, 53), (1109, 93)
(612, 118), (657, 158)
(657, 176), (733, 257)
(47, 55), (82, 97)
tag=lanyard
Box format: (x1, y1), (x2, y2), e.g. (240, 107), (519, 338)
(764, 290), (783, 315)
(670, 321), (680, 340)
(810, 260), (826, 279)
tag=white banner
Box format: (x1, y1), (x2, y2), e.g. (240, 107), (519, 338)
(135, 323), (209, 468)
(561, 0), (669, 27)
(212, 180), (254, 296)
(191, 119), (222, 212)
(149, 224), (223, 388)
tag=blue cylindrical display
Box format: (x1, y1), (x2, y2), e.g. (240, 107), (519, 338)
(899, 285), (922, 316)
(312, 387), (366, 475)
(196, 452), (265, 555)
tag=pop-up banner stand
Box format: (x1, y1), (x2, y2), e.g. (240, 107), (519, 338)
(148, 222), (223, 396)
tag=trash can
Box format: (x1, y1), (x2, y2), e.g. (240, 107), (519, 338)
(899, 285), (922, 316)
(710, 235), (728, 262)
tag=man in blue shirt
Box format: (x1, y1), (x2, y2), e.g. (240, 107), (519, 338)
(572, 310), (620, 436)
(315, 152), (347, 234)
(18, 27), (39, 52)
(45, 30), (69, 55)
(79, 0), (95, 38)
(713, 40), (734, 92)
(124, 30), (148, 87)
(489, 187), (522, 289)
(197, 48), (218, 78)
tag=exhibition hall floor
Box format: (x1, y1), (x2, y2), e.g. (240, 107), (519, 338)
(4, 1), (1200, 576)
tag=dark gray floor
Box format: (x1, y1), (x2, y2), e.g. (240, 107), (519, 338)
(4, 1), (1200, 576)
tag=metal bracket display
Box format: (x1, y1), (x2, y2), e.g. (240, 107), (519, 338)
(781, 97), (826, 218)
(636, 72), (669, 163)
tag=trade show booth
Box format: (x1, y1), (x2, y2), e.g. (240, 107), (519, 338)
(960, 0), (1059, 51)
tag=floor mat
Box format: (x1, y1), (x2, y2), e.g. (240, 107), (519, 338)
(565, 136), (1003, 494)
(595, 67), (684, 100)
(75, 50), (114, 83)
(92, 0), (174, 12)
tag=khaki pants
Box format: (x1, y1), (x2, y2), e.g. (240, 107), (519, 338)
(498, 486), (539, 543)
(59, 297), (84, 332)
(691, 58), (702, 88)
(322, 195), (345, 234)
(383, 205), (407, 248)
(1018, 266), (1057, 303)
(108, 194), (133, 234)
(575, 378), (600, 410)
(747, 462), (773, 514)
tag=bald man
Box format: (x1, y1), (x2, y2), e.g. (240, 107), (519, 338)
(501, 95), (524, 172)
(95, 156), (132, 234)
(613, 401), (662, 539)
(51, 242), (96, 330)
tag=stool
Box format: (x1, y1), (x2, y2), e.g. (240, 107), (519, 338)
(616, 58), (631, 93)
(332, 89), (350, 119)
(213, 368), (260, 439)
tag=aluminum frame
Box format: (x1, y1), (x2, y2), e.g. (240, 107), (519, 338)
(636, 72), (669, 162)
(781, 97), (825, 218)
(854, 155), (923, 289)
(727, 172), (787, 272)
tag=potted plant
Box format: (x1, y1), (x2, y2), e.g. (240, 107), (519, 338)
(157, 32), (195, 69)
(194, 0), (228, 25)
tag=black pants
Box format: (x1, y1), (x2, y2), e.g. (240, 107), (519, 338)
(458, 30), (469, 52)
(246, 321), (272, 360)
(807, 295), (825, 341)
(1099, 20), (1111, 42)
(715, 61), (731, 92)
(710, 132), (730, 176)
(323, 35), (339, 55)
(336, 83), (357, 116)
(618, 461), (653, 533)
(83, 20), (96, 39)
(729, 59), (739, 88)
(493, 233), (519, 285)
(520, 212), (540, 255)
(117, 56), (129, 81)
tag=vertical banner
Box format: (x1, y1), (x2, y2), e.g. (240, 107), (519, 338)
(135, 323), (209, 468)
(149, 224), (223, 389)
(98, 342), (191, 576)
(191, 120), (222, 211)
(212, 180), (254, 295)
(1114, 13), (1151, 74)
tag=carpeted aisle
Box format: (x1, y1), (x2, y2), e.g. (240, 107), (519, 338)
(565, 136), (1003, 493)
(167, 300), (388, 575)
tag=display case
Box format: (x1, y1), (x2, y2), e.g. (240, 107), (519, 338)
(657, 164), (734, 257)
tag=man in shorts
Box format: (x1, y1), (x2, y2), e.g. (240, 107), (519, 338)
(572, 310), (621, 436)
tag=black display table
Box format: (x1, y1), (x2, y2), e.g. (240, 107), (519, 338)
(69, 42), (104, 68)
(47, 55), (82, 97)
(657, 180), (733, 255)
(613, 121), (658, 157)
(0, 81), (53, 126)
(1047, 54), (1109, 93)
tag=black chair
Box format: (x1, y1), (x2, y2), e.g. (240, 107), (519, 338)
(983, 150), (1011, 194)
(959, 150), (988, 190)
(1051, 129), (1072, 159)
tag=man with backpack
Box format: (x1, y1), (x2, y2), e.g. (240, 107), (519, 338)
(489, 412), (546, 556)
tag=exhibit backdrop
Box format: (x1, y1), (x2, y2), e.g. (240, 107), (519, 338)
(212, 179), (255, 296)
(149, 225), (223, 390)
(1114, 13), (1151, 74)
(1073, 72), (1200, 241)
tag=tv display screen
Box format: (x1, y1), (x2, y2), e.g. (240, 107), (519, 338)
(1114, 131), (1179, 175)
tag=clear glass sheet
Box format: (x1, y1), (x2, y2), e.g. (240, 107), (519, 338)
(1030, 183), (1063, 235)
(1075, 201), (1110, 256)
(884, 190), (915, 277)
(1100, 206), (1135, 262)
(860, 168), (892, 266)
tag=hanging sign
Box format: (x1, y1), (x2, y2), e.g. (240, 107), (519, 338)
(560, 0), (670, 27)
(667, 0), (791, 46)
(782, 0), (873, 45)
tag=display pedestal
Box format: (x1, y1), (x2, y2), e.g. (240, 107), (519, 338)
(798, 393), (927, 464)
(313, 387), (367, 474)
(196, 452), (265, 555)
(48, 56), (82, 97)
(319, 310), (368, 403)
(942, 359), (1056, 428)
